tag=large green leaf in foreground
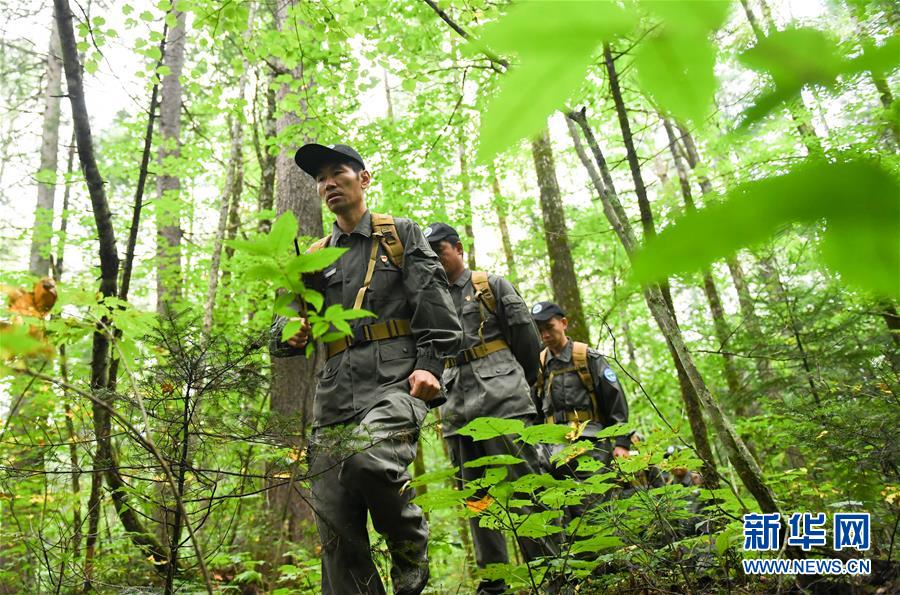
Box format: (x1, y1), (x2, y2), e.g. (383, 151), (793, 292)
(632, 160), (900, 298)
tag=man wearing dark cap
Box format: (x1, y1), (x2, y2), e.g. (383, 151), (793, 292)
(424, 222), (556, 594)
(270, 144), (462, 595)
(531, 301), (631, 517)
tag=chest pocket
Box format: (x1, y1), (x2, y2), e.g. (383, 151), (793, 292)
(324, 267), (344, 307)
(369, 255), (403, 295)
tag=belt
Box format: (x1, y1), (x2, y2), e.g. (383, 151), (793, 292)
(545, 409), (594, 425)
(325, 319), (412, 359)
(445, 339), (509, 368)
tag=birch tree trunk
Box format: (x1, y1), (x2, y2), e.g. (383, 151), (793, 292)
(29, 16), (63, 277)
(155, 10), (187, 314)
(489, 162), (517, 282)
(204, 5), (253, 334)
(254, 72), (278, 233)
(567, 109), (719, 484)
(530, 125), (589, 343)
(567, 109), (781, 515)
(662, 118), (743, 406)
(675, 123), (776, 391)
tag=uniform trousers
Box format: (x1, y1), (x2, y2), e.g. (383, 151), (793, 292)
(309, 389), (428, 594)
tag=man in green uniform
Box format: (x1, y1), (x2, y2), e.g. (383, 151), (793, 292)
(425, 222), (556, 595)
(270, 144), (462, 595)
(531, 301), (631, 519)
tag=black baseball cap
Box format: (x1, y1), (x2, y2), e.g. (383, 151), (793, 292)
(531, 301), (565, 322)
(294, 143), (365, 177)
(424, 222), (460, 245)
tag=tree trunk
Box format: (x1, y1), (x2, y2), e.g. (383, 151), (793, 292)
(569, 107), (783, 514)
(530, 126), (589, 343)
(758, 255), (821, 404)
(205, 4), (252, 334)
(256, 76), (277, 233)
(55, 138), (82, 560)
(458, 132), (477, 270)
(489, 162), (517, 282)
(29, 16), (63, 278)
(662, 118), (743, 406)
(604, 48), (732, 482)
(603, 44), (656, 241)
(155, 10), (187, 314)
(54, 3), (173, 586)
(567, 108), (719, 485)
(674, 123), (776, 391)
(267, 0), (320, 544)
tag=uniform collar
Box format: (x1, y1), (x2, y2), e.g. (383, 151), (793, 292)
(331, 209), (372, 244)
(547, 338), (573, 364)
(452, 267), (472, 289)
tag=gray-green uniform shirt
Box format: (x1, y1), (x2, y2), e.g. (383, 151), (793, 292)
(440, 269), (542, 436)
(538, 339), (631, 450)
(270, 210), (462, 428)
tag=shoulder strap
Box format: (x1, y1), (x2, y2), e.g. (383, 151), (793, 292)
(571, 341), (593, 393)
(471, 271), (497, 313)
(307, 235), (331, 253)
(535, 347), (549, 395)
(371, 212), (404, 268)
(572, 341), (605, 423)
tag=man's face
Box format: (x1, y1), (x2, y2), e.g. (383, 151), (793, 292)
(432, 240), (465, 279)
(315, 161), (369, 214)
(537, 316), (568, 351)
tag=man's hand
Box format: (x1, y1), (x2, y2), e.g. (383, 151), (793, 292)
(408, 369), (441, 402)
(286, 317), (311, 349)
(613, 446), (630, 458)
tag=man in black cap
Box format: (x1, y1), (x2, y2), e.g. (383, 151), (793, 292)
(425, 222), (557, 594)
(531, 301), (631, 518)
(270, 144), (462, 595)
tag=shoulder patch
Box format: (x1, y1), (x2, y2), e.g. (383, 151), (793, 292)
(603, 367), (618, 384)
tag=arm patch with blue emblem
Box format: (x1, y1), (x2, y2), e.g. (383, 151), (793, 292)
(603, 367), (618, 384)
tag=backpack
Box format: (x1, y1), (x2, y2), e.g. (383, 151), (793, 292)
(537, 341), (602, 422)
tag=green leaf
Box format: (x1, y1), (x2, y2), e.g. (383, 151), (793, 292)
(518, 423), (571, 445)
(738, 31), (899, 128)
(281, 319), (303, 342)
(409, 467), (458, 487)
(414, 486), (475, 511)
(569, 533), (624, 555)
(0, 324), (42, 357)
(634, 1), (727, 124)
(471, 1), (636, 162)
(463, 454), (526, 468)
(332, 319), (351, 335)
(273, 292), (295, 314)
(632, 160), (900, 298)
(269, 211), (299, 252)
(301, 289), (324, 312)
(457, 417), (526, 441)
(285, 248), (347, 277)
(246, 263), (283, 282)
(225, 238), (275, 257)
(139, 10), (154, 21)
(334, 307), (376, 321)
(513, 510), (564, 538)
